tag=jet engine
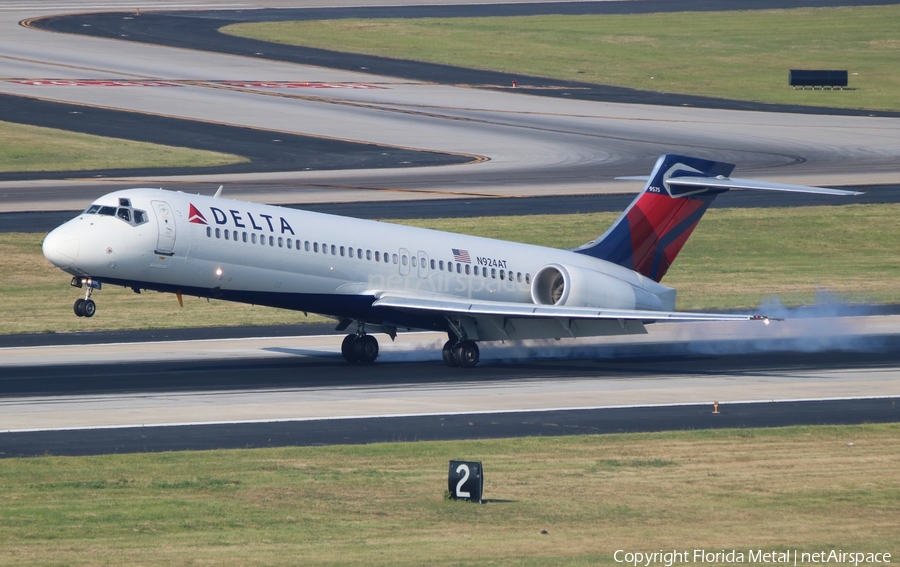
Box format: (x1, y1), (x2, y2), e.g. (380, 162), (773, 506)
(530, 263), (663, 310)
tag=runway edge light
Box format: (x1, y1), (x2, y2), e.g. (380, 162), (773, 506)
(448, 460), (483, 503)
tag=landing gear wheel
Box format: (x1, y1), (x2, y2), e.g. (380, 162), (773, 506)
(74, 299), (85, 317)
(341, 334), (357, 363)
(442, 340), (458, 367)
(81, 299), (96, 318)
(452, 341), (480, 368)
(353, 334), (379, 364)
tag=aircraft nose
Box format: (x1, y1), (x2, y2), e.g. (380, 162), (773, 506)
(43, 226), (80, 268)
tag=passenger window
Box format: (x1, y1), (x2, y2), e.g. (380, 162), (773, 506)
(224, 229), (230, 240)
(518, 272), (523, 283)
(457, 264), (462, 274)
(465, 265), (470, 275)
(287, 239), (292, 249)
(340, 246), (345, 256)
(439, 261), (444, 270)
(251, 233), (257, 244)
(348, 248), (354, 258)
(295, 239), (300, 250)
(206, 226), (211, 237)
(269, 236), (275, 246)
(243, 232), (248, 243)
(430, 259), (435, 270)
(374, 251), (380, 262)
(357, 248), (362, 258)
(98, 206), (116, 216)
(500, 269), (505, 280)
(364, 250), (370, 260)
(215, 228), (221, 238)
(525, 273), (531, 284)
(278, 237), (283, 248)
(392, 254), (398, 264)
(411, 257), (417, 267)
(322, 243), (327, 254)
(331, 245), (336, 255)
(116, 208), (131, 222)
(448, 262), (453, 272)
(401, 255), (408, 266)
(491, 268), (496, 279)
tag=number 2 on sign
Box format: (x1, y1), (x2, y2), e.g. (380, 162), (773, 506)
(455, 464), (471, 498)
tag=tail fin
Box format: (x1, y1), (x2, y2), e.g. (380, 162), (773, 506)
(575, 154), (862, 282)
(574, 154), (733, 282)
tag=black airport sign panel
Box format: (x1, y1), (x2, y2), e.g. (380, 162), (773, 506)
(448, 460), (483, 502)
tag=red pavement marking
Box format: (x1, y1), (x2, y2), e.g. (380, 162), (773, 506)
(9, 80), (180, 87)
(220, 81), (387, 89)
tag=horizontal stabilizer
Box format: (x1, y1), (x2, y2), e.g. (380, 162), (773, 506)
(666, 176), (864, 196)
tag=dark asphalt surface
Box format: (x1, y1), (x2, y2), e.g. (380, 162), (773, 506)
(2, 398), (898, 458)
(0, 93), (471, 182)
(5, 184), (900, 233)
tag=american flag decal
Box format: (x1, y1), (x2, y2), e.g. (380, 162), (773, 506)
(452, 248), (471, 263)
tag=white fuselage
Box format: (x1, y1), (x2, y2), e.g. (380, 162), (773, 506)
(43, 188), (675, 334)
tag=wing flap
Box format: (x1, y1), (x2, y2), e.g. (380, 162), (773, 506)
(373, 293), (767, 323)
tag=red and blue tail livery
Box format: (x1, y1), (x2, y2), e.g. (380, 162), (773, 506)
(574, 154), (861, 282)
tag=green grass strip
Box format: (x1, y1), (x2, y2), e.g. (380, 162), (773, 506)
(1, 424), (898, 565)
(0, 120), (247, 173)
(3, 203), (897, 334)
(223, 5), (900, 112)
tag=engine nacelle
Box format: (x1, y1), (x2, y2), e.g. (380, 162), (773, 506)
(530, 263), (662, 310)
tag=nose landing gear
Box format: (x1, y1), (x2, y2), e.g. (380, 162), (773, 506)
(71, 277), (100, 318)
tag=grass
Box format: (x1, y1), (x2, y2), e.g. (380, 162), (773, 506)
(2, 203), (898, 335)
(223, 5), (900, 112)
(0, 424), (898, 565)
(0, 121), (247, 173)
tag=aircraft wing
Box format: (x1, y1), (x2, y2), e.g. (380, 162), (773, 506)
(372, 293), (770, 341)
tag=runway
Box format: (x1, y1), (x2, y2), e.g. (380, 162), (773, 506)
(2, 316), (899, 456)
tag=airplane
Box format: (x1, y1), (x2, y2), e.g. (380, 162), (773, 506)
(42, 154), (861, 367)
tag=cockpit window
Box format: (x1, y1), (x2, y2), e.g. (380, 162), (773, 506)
(83, 200), (148, 227)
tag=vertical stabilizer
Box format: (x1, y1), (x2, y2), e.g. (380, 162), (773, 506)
(574, 154), (734, 282)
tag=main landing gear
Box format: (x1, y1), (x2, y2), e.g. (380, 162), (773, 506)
(71, 277), (100, 318)
(341, 332), (379, 364)
(442, 339), (480, 368)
